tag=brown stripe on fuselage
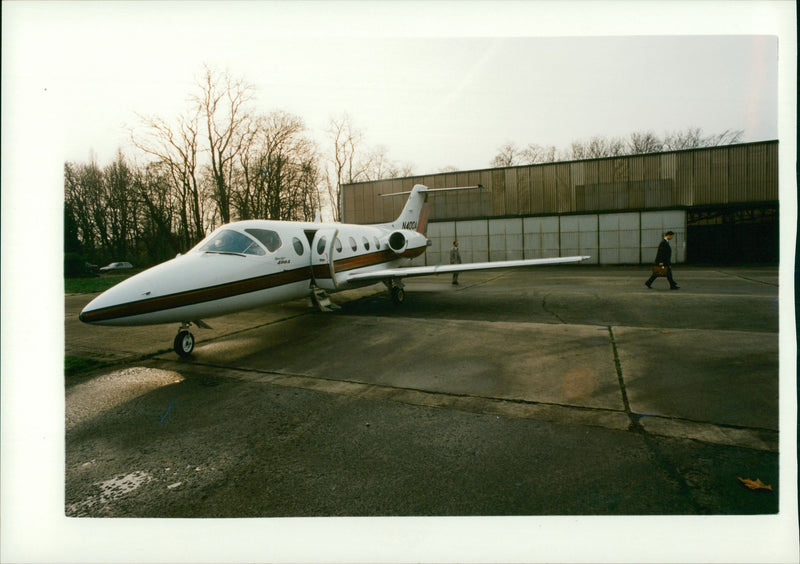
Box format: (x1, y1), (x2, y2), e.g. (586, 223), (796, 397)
(312, 247), (423, 280)
(80, 266), (311, 323)
(335, 249), (397, 272)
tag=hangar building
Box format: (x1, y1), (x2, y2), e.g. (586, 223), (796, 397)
(341, 140), (778, 266)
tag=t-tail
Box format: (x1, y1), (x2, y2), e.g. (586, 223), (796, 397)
(381, 184), (483, 235)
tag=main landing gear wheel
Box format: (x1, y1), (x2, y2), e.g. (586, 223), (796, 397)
(390, 286), (405, 305)
(174, 330), (195, 358)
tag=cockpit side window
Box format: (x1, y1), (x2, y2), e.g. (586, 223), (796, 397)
(245, 229), (282, 253)
(198, 229), (265, 256)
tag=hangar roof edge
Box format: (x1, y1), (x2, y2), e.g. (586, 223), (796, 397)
(341, 139), (779, 188)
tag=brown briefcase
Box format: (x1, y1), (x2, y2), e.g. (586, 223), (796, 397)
(651, 265), (668, 277)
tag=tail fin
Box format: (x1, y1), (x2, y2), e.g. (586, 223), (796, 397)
(380, 184), (483, 235)
(389, 184), (429, 233)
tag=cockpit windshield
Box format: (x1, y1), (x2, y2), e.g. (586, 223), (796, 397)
(245, 229), (282, 252)
(197, 229), (266, 256)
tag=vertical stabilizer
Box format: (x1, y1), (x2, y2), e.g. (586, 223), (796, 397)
(389, 184), (429, 233)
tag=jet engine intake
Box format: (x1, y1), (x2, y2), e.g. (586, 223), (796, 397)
(388, 230), (409, 253)
(387, 229), (428, 259)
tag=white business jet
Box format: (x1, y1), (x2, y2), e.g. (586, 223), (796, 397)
(80, 184), (589, 356)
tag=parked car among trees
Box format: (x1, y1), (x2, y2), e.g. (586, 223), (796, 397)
(99, 262), (133, 272)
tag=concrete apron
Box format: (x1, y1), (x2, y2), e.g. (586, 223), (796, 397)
(154, 311), (778, 453)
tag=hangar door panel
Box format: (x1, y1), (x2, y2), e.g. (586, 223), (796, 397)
(599, 213), (640, 264)
(560, 215), (598, 264)
(523, 217), (560, 259)
(455, 220), (489, 263)
(489, 218), (523, 261)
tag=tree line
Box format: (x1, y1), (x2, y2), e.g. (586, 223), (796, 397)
(65, 66), (411, 275)
(490, 127), (743, 167)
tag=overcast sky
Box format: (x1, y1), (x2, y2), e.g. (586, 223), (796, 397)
(1, 2), (797, 564)
(3, 2), (787, 175)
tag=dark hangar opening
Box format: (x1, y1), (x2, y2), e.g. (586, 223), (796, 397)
(687, 203), (779, 265)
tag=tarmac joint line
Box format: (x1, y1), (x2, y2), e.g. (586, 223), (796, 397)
(607, 325), (706, 512)
(607, 325), (641, 433)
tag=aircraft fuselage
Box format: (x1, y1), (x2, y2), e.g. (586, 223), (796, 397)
(79, 219), (426, 326)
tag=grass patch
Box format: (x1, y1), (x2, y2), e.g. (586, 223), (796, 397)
(64, 273), (137, 294)
(65, 356), (112, 376)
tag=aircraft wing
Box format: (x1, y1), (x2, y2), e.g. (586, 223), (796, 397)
(344, 255), (590, 283)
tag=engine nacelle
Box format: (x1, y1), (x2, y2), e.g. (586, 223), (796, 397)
(386, 229), (429, 259)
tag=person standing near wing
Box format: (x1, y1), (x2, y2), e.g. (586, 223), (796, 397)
(450, 240), (462, 285)
(645, 231), (680, 290)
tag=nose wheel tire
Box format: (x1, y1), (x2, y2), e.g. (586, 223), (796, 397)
(174, 330), (195, 357)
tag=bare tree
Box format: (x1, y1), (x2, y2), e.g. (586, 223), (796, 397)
(133, 161), (177, 262)
(395, 162), (416, 178)
(491, 142), (521, 167)
(104, 151), (137, 259)
(568, 140), (588, 160)
(325, 113), (370, 221)
(662, 127), (704, 150)
(662, 127), (743, 150)
(498, 127), (746, 166)
(323, 113), (416, 219)
(65, 161), (102, 258)
(627, 130), (663, 154)
(194, 66), (255, 224)
(566, 136), (626, 160)
(700, 128), (744, 147)
(520, 143), (558, 164)
(237, 110), (320, 221)
(132, 108), (205, 249)
(363, 145), (415, 180)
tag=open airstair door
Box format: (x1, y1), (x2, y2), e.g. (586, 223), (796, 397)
(311, 227), (339, 292)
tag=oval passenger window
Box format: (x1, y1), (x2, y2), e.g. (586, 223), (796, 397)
(293, 237), (304, 255)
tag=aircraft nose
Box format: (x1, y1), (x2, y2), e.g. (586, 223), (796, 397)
(79, 283), (135, 325)
(77, 251), (273, 326)
(77, 265), (164, 326)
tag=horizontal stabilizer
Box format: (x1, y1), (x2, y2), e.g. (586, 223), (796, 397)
(379, 184), (483, 198)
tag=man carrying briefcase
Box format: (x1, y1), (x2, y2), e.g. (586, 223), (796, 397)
(645, 231), (680, 290)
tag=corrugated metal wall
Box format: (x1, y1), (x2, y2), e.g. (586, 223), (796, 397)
(343, 141), (778, 223)
(342, 141), (776, 265)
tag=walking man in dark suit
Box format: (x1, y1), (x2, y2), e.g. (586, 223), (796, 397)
(645, 231), (680, 290)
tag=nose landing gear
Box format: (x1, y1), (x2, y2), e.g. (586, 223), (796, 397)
(173, 320), (211, 357)
(174, 324), (195, 357)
